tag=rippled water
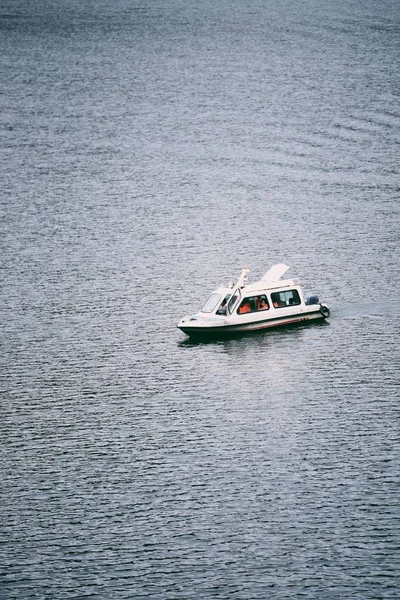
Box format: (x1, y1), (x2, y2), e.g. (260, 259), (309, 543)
(1, 0), (399, 598)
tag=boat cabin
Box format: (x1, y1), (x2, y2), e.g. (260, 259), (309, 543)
(199, 264), (305, 318)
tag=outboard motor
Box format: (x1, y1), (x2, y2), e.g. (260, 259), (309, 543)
(305, 294), (319, 306)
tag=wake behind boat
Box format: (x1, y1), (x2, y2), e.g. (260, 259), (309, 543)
(177, 264), (330, 338)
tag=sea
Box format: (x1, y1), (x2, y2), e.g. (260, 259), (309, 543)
(1, 0), (399, 598)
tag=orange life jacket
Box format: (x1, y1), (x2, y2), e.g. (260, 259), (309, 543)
(238, 303), (251, 314)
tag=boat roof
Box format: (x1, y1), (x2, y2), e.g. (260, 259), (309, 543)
(245, 264), (300, 292)
(215, 264), (301, 295)
(245, 277), (301, 292)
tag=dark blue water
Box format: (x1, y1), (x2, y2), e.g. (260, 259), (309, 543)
(1, 1), (399, 598)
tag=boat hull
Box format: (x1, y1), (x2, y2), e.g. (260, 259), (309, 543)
(178, 309), (326, 338)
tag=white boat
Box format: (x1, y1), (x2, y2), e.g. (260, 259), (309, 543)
(178, 264), (330, 338)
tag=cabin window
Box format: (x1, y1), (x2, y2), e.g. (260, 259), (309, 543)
(237, 294), (270, 315)
(271, 289), (300, 308)
(216, 294), (231, 315)
(201, 293), (222, 313)
(227, 293), (240, 314)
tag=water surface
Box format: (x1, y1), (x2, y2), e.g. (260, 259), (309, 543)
(1, 0), (399, 598)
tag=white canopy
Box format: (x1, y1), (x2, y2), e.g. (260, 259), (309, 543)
(261, 264), (290, 282)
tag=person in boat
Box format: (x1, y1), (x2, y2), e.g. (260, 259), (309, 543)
(216, 296), (228, 315)
(238, 300), (251, 314)
(257, 297), (269, 310)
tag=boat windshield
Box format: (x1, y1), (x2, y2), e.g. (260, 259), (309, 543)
(201, 293), (222, 313)
(227, 292), (240, 313)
